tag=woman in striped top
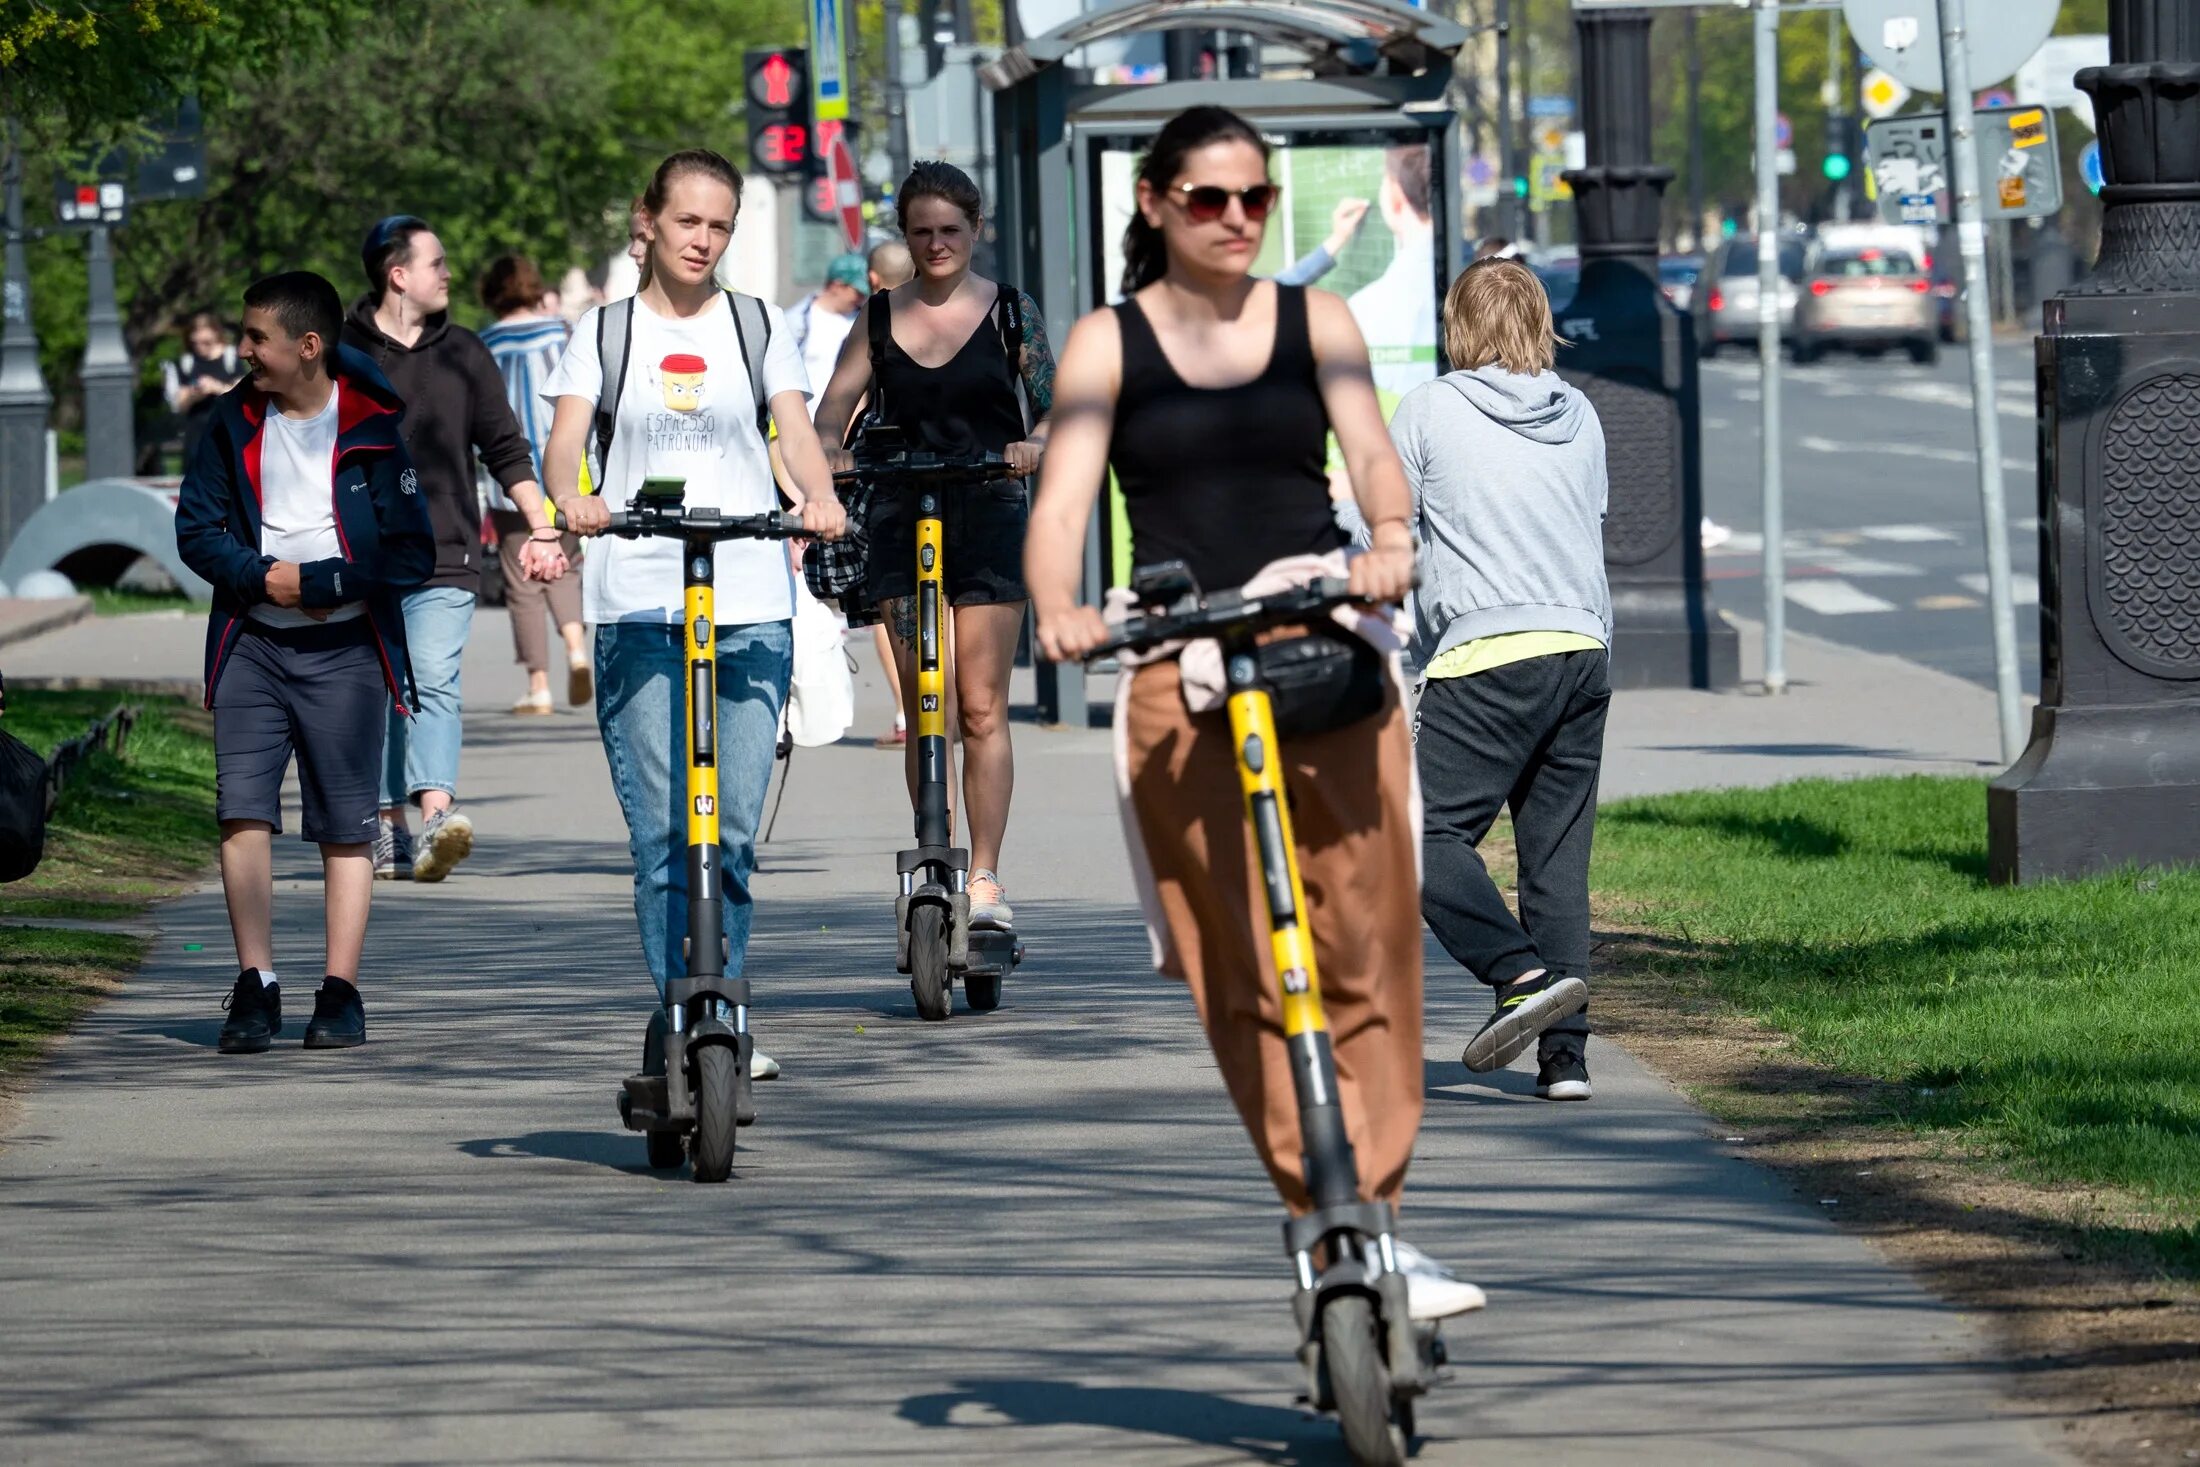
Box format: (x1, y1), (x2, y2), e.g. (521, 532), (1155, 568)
(478, 254), (592, 714)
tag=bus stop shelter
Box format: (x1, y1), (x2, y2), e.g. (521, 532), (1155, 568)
(983, 0), (1467, 725)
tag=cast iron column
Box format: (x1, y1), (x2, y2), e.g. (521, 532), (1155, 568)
(0, 130), (50, 559)
(80, 227), (135, 482)
(1988, 0), (2200, 884)
(1556, 6), (1736, 689)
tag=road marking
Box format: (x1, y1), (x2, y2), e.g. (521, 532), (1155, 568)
(1797, 433), (2032, 474)
(1916, 594), (1982, 610)
(1818, 530), (1863, 546)
(1959, 573), (2040, 606)
(1712, 531), (1764, 556)
(1812, 553), (1927, 577)
(1861, 524), (1963, 543)
(1785, 579), (1897, 615)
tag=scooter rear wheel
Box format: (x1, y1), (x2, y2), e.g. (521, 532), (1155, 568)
(642, 1012), (684, 1171)
(1322, 1294), (1406, 1467)
(909, 904), (951, 1022)
(963, 972), (1002, 1012)
(691, 1043), (739, 1183)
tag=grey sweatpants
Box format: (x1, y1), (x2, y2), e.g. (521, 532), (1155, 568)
(1416, 648), (1610, 1053)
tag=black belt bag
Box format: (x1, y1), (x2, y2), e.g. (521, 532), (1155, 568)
(1256, 626), (1389, 741)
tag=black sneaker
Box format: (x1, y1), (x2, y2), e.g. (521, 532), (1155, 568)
(218, 970), (281, 1054)
(1462, 971), (1589, 1073)
(302, 978), (366, 1049)
(1535, 1040), (1593, 1101)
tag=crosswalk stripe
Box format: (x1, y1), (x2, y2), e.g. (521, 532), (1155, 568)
(1915, 593), (1982, 610)
(1860, 524), (1963, 543)
(1785, 579), (1897, 615)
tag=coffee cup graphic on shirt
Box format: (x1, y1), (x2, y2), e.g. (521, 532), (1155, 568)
(654, 353), (707, 412)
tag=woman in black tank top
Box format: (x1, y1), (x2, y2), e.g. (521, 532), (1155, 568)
(1021, 108), (1477, 1308)
(811, 162), (1056, 928)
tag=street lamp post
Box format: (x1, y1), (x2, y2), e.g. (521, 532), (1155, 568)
(1986, 0), (2200, 884)
(1557, 5), (1737, 690)
(0, 126), (50, 559)
(80, 226), (135, 482)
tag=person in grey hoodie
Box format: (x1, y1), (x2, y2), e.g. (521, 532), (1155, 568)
(1393, 256), (1609, 1101)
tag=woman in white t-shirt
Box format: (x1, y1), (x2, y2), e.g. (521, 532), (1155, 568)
(542, 148), (846, 1029)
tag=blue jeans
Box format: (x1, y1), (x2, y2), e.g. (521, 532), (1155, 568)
(381, 586), (476, 808)
(596, 619), (791, 997)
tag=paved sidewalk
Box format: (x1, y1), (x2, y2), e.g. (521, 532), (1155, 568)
(0, 611), (2059, 1465)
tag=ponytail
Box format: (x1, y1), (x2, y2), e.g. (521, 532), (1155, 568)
(1119, 106), (1270, 296)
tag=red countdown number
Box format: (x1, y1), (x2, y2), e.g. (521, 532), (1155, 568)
(758, 122), (809, 170)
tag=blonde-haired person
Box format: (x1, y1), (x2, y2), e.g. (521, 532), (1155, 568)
(1392, 256), (1609, 1101)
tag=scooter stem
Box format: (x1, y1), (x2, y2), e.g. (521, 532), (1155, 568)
(684, 532), (724, 981)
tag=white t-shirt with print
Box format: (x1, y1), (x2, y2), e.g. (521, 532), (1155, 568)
(253, 386), (365, 629)
(542, 294), (809, 628)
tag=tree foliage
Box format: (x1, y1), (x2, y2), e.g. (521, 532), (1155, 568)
(16, 0), (799, 427)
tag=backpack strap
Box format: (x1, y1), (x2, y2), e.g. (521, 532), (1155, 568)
(725, 288), (773, 440)
(589, 296), (635, 493)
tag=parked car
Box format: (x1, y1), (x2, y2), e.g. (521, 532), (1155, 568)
(1789, 242), (1938, 365)
(1692, 234), (1805, 357)
(1659, 255), (1704, 312)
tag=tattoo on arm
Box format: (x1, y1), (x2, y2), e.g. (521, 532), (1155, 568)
(1019, 294), (1057, 421)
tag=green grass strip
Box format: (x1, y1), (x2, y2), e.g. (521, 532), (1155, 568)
(1, 692), (216, 1080)
(1593, 776), (2200, 1253)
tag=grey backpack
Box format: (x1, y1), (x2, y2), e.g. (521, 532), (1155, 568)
(586, 290), (774, 493)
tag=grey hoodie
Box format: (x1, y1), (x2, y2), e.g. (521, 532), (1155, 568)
(1379, 364), (1611, 667)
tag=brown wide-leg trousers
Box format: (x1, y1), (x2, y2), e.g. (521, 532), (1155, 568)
(1123, 658), (1424, 1214)
(492, 510), (584, 675)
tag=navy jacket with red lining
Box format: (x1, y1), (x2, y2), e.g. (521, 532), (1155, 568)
(175, 345), (433, 712)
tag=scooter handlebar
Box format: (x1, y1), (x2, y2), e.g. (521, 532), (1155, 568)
(604, 506), (810, 540)
(832, 451), (1022, 493)
(1085, 576), (1361, 662)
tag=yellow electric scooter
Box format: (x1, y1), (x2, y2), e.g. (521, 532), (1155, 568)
(609, 479), (808, 1181)
(835, 430), (1026, 1021)
(1087, 563), (1440, 1467)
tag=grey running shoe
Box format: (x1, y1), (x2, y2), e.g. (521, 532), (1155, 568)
(968, 869), (1013, 929)
(411, 809), (474, 883)
(372, 821), (413, 881)
(1462, 972), (1589, 1073)
(752, 1050), (781, 1080)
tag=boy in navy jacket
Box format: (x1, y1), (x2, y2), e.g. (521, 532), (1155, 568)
(176, 271), (433, 1053)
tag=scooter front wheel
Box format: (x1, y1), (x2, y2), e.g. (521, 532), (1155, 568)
(909, 904), (952, 1022)
(691, 1043), (739, 1183)
(1322, 1294), (1406, 1467)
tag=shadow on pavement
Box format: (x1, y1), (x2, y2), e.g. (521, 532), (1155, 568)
(899, 1378), (1356, 1465)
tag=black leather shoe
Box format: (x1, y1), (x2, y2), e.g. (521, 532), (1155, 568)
(302, 978), (366, 1049)
(218, 971), (281, 1054)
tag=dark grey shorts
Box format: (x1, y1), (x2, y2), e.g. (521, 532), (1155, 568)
(214, 619), (389, 844)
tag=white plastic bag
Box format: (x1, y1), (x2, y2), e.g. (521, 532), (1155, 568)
(785, 578), (855, 748)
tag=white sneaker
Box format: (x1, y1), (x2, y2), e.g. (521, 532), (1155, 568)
(752, 1050), (781, 1081)
(1394, 1240), (1487, 1321)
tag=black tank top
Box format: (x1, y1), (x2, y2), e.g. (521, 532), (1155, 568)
(1109, 284), (1342, 595)
(869, 284), (1027, 459)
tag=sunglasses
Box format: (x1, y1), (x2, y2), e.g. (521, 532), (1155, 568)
(1170, 182), (1279, 223)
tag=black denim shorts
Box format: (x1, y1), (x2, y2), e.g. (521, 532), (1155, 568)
(865, 477), (1031, 611)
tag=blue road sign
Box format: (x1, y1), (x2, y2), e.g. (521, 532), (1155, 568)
(1527, 94), (1574, 119)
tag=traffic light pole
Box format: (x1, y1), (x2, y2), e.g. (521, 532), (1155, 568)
(1754, 0), (1786, 694)
(1939, 0), (2025, 765)
(80, 226), (134, 482)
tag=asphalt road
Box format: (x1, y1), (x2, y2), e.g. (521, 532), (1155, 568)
(1695, 339), (2043, 694)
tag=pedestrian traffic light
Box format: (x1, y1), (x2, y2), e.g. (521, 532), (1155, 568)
(744, 47), (811, 180)
(1823, 153), (1852, 182)
(1512, 175), (1530, 200)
